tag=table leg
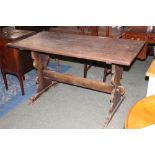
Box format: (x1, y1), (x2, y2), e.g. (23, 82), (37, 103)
(103, 64), (125, 128)
(29, 51), (53, 104)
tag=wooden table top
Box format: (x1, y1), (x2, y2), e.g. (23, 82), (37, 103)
(0, 29), (35, 41)
(8, 31), (145, 66)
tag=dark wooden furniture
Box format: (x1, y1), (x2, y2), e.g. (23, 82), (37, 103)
(122, 27), (155, 60)
(0, 29), (35, 95)
(8, 31), (144, 127)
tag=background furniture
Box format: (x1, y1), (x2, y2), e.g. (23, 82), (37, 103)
(122, 27), (155, 60)
(0, 28), (35, 95)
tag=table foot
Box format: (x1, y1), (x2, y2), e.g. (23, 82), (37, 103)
(103, 95), (125, 128)
(28, 81), (59, 104)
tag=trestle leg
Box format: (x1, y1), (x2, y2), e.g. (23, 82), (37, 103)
(103, 64), (125, 128)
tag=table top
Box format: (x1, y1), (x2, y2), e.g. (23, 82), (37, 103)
(0, 29), (35, 41)
(8, 31), (145, 66)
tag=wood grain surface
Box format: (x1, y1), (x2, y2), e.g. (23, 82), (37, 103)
(8, 31), (145, 66)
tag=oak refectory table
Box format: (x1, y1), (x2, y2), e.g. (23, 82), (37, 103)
(7, 31), (145, 127)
